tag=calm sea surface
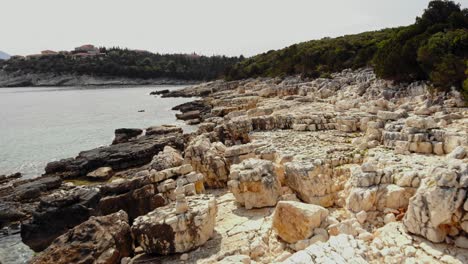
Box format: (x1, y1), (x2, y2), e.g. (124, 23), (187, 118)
(0, 85), (195, 178)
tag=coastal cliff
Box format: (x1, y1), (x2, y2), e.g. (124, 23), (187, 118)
(0, 70), (198, 87)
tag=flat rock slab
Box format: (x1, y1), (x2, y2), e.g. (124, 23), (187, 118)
(44, 132), (184, 178)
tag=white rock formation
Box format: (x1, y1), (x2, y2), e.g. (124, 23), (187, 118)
(228, 159), (281, 209)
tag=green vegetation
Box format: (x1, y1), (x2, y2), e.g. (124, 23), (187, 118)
(0, 48), (242, 81)
(226, 0), (467, 94)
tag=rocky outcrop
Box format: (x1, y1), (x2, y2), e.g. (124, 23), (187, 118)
(30, 210), (132, 264)
(0, 172), (21, 185)
(44, 131), (184, 178)
(97, 184), (166, 222)
(404, 162), (467, 244)
(112, 128), (143, 145)
(131, 194), (217, 254)
(21, 187), (101, 251)
(149, 146), (184, 171)
(272, 201), (329, 244)
(10, 176), (62, 201)
(4, 68), (468, 264)
(185, 134), (229, 188)
(145, 125), (183, 136)
(228, 159), (281, 209)
(86, 166), (114, 180)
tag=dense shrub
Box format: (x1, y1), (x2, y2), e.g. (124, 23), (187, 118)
(0, 48), (242, 81)
(226, 0), (467, 93)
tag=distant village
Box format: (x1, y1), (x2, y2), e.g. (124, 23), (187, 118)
(10, 44), (105, 60)
(9, 45), (201, 60)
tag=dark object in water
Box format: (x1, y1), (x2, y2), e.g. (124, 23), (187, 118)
(149, 89), (170, 95)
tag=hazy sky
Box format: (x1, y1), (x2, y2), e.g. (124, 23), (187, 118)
(1, 0), (467, 57)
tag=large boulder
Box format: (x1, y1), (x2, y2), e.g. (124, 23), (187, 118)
(86, 166), (113, 181)
(185, 134), (229, 188)
(404, 163), (467, 244)
(112, 128), (143, 145)
(97, 184), (166, 222)
(30, 210), (132, 264)
(272, 201), (329, 243)
(228, 159), (281, 209)
(131, 194), (217, 254)
(149, 146), (184, 171)
(284, 161), (346, 207)
(21, 187), (101, 251)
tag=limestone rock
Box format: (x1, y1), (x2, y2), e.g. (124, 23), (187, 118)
(448, 146), (466, 159)
(219, 255), (251, 264)
(185, 134), (229, 188)
(228, 159), (281, 209)
(30, 210), (132, 264)
(272, 201), (329, 243)
(283, 234), (368, 264)
(404, 163), (467, 243)
(149, 146), (184, 171)
(86, 166), (113, 180)
(131, 194), (217, 254)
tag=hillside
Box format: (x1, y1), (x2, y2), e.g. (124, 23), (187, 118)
(226, 0), (467, 96)
(0, 47), (242, 82)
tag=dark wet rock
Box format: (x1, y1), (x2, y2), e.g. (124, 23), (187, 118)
(0, 185), (14, 198)
(13, 176), (62, 202)
(44, 132), (184, 179)
(150, 89), (170, 95)
(98, 184), (166, 222)
(0, 172), (21, 185)
(30, 210), (132, 264)
(172, 100), (210, 113)
(21, 188), (101, 252)
(0, 202), (27, 227)
(176, 110), (200, 121)
(112, 128), (143, 145)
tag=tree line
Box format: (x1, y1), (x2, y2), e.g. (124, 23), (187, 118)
(0, 48), (242, 81)
(225, 0), (467, 97)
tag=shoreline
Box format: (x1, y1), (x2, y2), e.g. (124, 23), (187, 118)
(0, 68), (467, 264)
(0, 85), (198, 180)
(0, 70), (202, 88)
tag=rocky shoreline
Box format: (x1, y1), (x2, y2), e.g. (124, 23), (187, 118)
(0, 68), (467, 264)
(0, 70), (198, 87)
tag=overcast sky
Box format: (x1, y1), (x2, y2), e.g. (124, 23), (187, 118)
(1, 0), (467, 57)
